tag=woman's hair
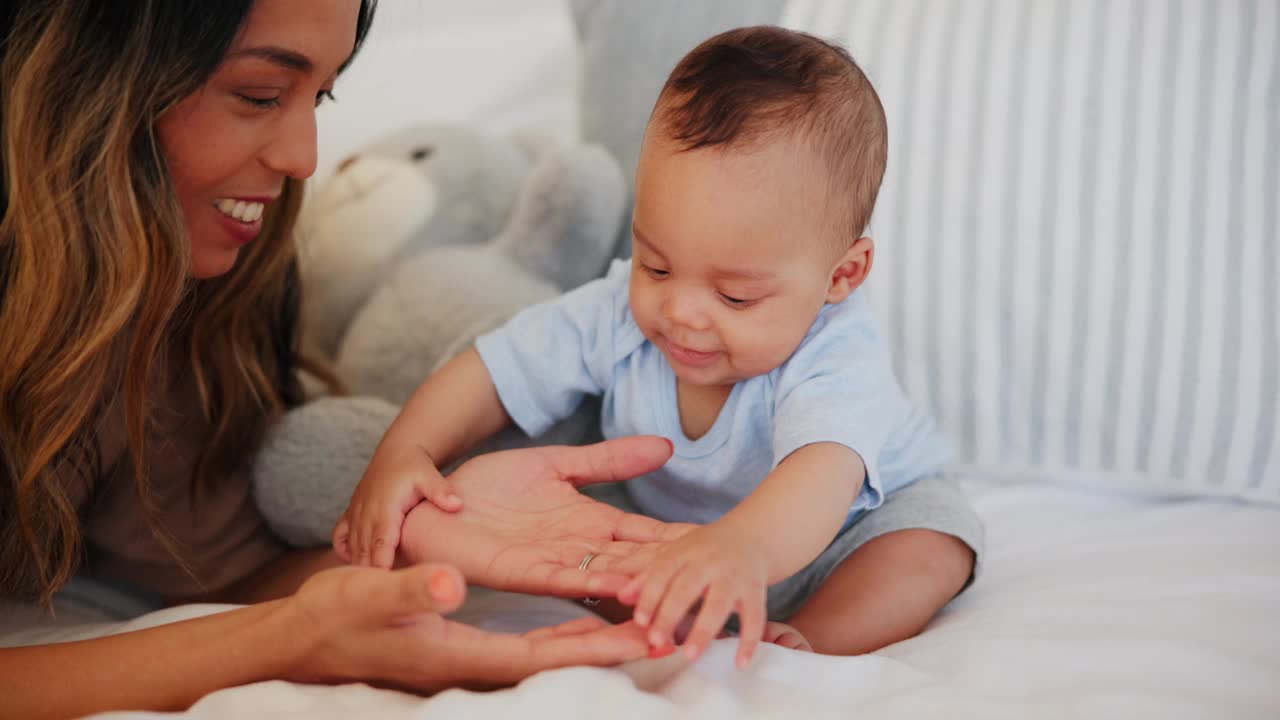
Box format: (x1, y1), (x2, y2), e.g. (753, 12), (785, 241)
(0, 0), (375, 604)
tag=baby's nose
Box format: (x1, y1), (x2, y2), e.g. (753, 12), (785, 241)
(662, 291), (710, 330)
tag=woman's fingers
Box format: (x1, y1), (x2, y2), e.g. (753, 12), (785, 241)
(612, 513), (697, 544)
(518, 563), (632, 599)
(522, 616), (607, 641)
(361, 564), (466, 620)
(524, 620), (651, 672)
(587, 544), (654, 577)
(539, 436), (673, 487)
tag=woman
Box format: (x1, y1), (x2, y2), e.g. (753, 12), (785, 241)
(0, 1), (680, 715)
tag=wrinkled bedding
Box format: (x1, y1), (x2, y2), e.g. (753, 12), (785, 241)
(5, 473), (1276, 719)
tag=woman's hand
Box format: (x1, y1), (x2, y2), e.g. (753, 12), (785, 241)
(397, 436), (696, 598)
(287, 563), (654, 692)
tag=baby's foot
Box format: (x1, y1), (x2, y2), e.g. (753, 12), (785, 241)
(762, 621), (812, 652)
(673, 617), (812, 653)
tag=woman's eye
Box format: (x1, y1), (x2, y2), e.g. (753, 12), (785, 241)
(720, 293), (747, 305)
(315, 90), (337, 107)
(237, 94), (280, 109)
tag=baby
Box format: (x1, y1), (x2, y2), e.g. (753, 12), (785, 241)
(336, 26), (983, 666)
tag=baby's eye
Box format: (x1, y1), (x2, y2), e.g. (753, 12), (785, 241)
(643, 265), (669, 278)
(720, 293), (758, 308)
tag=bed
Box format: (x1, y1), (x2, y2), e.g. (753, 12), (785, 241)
(4, 1), (1277, 717)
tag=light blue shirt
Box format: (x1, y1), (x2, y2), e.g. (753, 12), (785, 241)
(476, 260), (950, 525)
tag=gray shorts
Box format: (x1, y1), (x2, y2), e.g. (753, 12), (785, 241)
(584, 473), (985, 622)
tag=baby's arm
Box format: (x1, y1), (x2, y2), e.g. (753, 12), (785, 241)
(618, 442), (865, 665)
(335, 347), (511, 568)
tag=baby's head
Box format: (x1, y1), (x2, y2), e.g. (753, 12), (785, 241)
(629, 26), (887, 387)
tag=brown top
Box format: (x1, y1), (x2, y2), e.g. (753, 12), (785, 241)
(62, 371), (284, 600)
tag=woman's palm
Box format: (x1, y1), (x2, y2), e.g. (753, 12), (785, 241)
(399, 438), (693, 597)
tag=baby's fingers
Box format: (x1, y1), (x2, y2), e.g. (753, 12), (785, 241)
(682, 584), (736, 661)
(355, 507), (405, 569)
(332, 516), (353, 562)
(417, 474), (462, 513)
(734, 590), (767, 669)
(623, 559), (683, 630)
(649, 567), (709, 649)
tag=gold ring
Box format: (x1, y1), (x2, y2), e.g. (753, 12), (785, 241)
(579, 552), (600, 606)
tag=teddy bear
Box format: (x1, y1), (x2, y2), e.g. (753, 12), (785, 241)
(299, 124), (541, 358)
(253, 124), (625, 547)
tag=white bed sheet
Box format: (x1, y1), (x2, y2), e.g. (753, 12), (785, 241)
(6, 475), (1276, 719)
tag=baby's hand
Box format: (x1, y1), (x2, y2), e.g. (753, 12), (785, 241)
(333, 444), (462, 569)
(616, 525), (768, 668)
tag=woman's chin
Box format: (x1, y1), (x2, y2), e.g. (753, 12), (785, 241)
(189, 248), (241, 279)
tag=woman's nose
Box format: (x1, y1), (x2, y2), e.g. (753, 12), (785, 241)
(261, 107), (318, 180)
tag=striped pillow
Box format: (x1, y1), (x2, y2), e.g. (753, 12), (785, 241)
(784, 0), (1279, 503)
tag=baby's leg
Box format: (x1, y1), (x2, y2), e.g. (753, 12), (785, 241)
(778, 474), (984, 656)
(786, 528), (973, 655)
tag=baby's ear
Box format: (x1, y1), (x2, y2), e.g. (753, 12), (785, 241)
(825, 237), (875, 303)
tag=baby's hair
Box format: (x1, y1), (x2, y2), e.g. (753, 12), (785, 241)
(653, 26), (887, 247)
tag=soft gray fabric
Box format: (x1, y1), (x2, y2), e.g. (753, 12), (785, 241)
(570, 0), (788, 257)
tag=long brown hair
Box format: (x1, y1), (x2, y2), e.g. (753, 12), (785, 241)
(0, 0), (375, 604)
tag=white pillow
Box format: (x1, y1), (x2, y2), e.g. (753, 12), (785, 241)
(785, 0), (1278, 503)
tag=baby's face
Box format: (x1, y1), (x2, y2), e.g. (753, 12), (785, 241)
(629, 128), (844, 388)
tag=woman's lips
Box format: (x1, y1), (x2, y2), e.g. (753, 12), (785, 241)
(213, 206), (263, 245)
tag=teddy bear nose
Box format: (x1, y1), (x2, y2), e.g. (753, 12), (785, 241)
(411, 146), (434, 162)
(336, 155), (359, 174)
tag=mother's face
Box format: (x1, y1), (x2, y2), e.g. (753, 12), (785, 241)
(156, 0), (360, 279)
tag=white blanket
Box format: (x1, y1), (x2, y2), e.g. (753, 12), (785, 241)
(7, 475), (1276, 719)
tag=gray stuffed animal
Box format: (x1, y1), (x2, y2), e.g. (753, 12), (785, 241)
(254, 125), (623, 547)
(299, 124), (539, 357)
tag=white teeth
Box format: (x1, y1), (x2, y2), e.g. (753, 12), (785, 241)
(215, 199), (265, 223)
